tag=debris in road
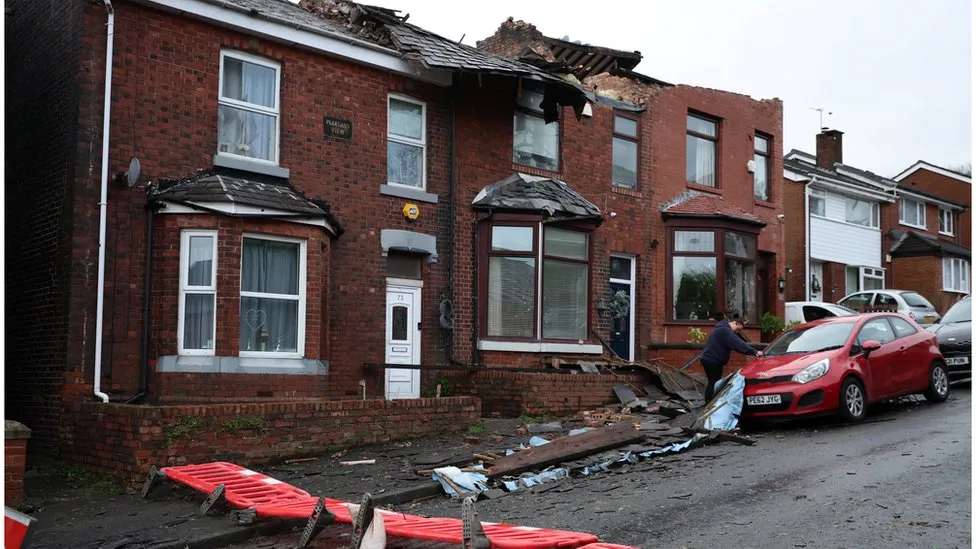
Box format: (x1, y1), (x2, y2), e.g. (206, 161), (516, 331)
(340, 459), (376, 466)
(480, 488), (508, 500)
(284, 457), (319, 464)
(527, 421), (563, 434)
(908, 521), (930, 527)
(920, 463), (941, 468)
(667, 492), (693, 499)
(875, 503), (888, 509)
(846, 471), (857, 475)
(793, 495), (807, 501)
(463, 435), (482, 444)
(712, 431), (756, 446)
(431, 466), (490, 497)
(487, 423), (646, 478)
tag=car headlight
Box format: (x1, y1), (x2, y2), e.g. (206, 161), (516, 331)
(792, 358), (830, 384)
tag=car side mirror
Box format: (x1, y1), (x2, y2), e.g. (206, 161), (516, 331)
(861, 339), (882, 356)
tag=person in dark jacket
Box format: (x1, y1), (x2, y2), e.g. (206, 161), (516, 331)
(700, 314), (762, 403)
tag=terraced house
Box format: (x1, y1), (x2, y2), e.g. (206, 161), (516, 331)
(7, 0), (783, 479)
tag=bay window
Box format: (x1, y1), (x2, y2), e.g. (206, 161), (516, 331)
(239, 235), (307, 357)
(899, 198), (926, 228)
(217, 51), (280, 164)
(178, 230), (218, 355)
(670, 227), (758, 323)
(513, 89), (560, 171)
(483, 222), (590, 341)
(943, 258), (970, 293)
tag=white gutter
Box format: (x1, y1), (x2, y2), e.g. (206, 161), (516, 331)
(93, 0), (115, 403)
(809, 176), (896, 203)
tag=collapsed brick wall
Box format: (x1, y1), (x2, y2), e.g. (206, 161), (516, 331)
(61, 396), (480, 485)
(438, 370), (649, 418)
(5, 0), (85, 453)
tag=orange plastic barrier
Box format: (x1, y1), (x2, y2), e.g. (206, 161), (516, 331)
(577, 544), (641, 549)
(159, 462), (602, 548)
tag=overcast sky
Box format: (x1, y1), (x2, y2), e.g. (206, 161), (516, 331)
(372, 0), (972, 178)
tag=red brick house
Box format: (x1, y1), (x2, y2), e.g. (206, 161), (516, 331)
(782, 130), (969, 314)
(7, 0), (784, 475)
(886, 161), (971, 312)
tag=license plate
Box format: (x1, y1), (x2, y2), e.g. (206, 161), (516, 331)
(947, 357), (970, 365)
(747, 395), (782, 406)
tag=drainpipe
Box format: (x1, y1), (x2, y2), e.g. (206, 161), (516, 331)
(93, 0), (115, 403)
(124, 197), (162, 405)
(804, 179), (813, 301)
(447, 82), (456, 360)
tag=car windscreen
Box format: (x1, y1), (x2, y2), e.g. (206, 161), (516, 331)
(941, 298), (972, 324)
(764, 322), (856, 357)
(899, 292), (934, 308)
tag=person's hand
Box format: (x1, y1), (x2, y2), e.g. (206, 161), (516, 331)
(755, 351), (764, 358)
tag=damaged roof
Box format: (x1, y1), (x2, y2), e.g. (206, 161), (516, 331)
(889, 230), (971, 259)
(660, 191), (766, 226)
(153, 171), (344, 235)
(472, 172), (602, 220)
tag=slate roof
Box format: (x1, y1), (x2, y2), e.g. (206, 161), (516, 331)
(153, 171), (343, 234)
(471, 172), (602, 220)
(659, 191), (766, 226)
(784, 152), (891, 193)
(890, 230), (971, 259)
(194, 0), (365, 43)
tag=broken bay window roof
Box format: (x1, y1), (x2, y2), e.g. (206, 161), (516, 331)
(660, 191), (766, 226)
(472, 172), (602, 221)
(152, 171), (344, 236)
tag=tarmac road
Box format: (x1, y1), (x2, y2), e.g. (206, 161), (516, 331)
(233, 387), (971, 549)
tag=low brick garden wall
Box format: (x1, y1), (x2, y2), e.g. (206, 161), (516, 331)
(61, 396), (480, 486)
(439, 370), (650, 418)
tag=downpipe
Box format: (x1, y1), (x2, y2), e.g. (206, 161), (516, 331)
(804, 179), (812, 301)
(124, 198), (163, 405)
(93, 0), (115, 403)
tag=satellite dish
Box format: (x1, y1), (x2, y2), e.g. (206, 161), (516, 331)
(125, 157), (141, 188)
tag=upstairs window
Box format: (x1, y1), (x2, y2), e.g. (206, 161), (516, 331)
(217, 51), (281, 164)
(753, 133), (770, 201)
(387, 94), (427, 189)
(612, 113), (639, 189)
(899, 198), (926, 229)
(686, 113), (718, 188)
(513, 89), (560, 171)
(809, 189), (826, 217)
(845, 198), (879, 228)
(939, 208), (954, 235)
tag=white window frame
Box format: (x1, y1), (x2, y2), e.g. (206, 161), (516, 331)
(898, 197), (926, 229)
(844, 197), (880, 229)
(861, 267), (885, 290)
(239, 233), (308, 359)
(513, 89), (561, 172)
(386, 93), (428, 190)
(943, 257), (970, 293)
(217, 50), (282, 166)
(809, 189), (826, 218)
(178, 230), (219, 356)
(939, 208), (954, 236)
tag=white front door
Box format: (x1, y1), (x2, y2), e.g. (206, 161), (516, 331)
(385, 285), (421, 399)
(810, 262), (824, 302)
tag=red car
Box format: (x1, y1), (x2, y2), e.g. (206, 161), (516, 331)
(741, 313), (950, 422)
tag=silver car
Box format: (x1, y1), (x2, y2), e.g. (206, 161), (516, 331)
(837, 289), (942, 325)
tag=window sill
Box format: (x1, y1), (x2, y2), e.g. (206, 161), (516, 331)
(157, 355), (328, 375)
(213, 154), (290, 179)
(380, 183), (439, 204)
(686, 183), (723, 195)
(477, 340), (604, 354)
(942, 288), (970, 295)
(939, 231), (955, 237)
(513, 164), (562, 179)
(754, 200), (776, 209)
(612, 186), (642, 198)
(899, 221), (927, 231)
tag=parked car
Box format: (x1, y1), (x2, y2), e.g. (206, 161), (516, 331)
(837, 290), (941, 325)
(741, 313), (949, 422)
(785, 301), (857, 325)
(926, 295), (971, 383)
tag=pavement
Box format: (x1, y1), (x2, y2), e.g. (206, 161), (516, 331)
(23, 388), (971, 549)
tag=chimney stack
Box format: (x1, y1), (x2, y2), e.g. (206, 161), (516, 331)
(816, 129), (843, 169)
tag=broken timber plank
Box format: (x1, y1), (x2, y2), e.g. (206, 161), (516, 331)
(714, 431), (756, 446)
(485, 423), (646, 479)
(371, 481), (443, 507)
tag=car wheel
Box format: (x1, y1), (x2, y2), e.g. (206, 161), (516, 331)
(838, 378), (866, 422)
(924, 361), (950, 403)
